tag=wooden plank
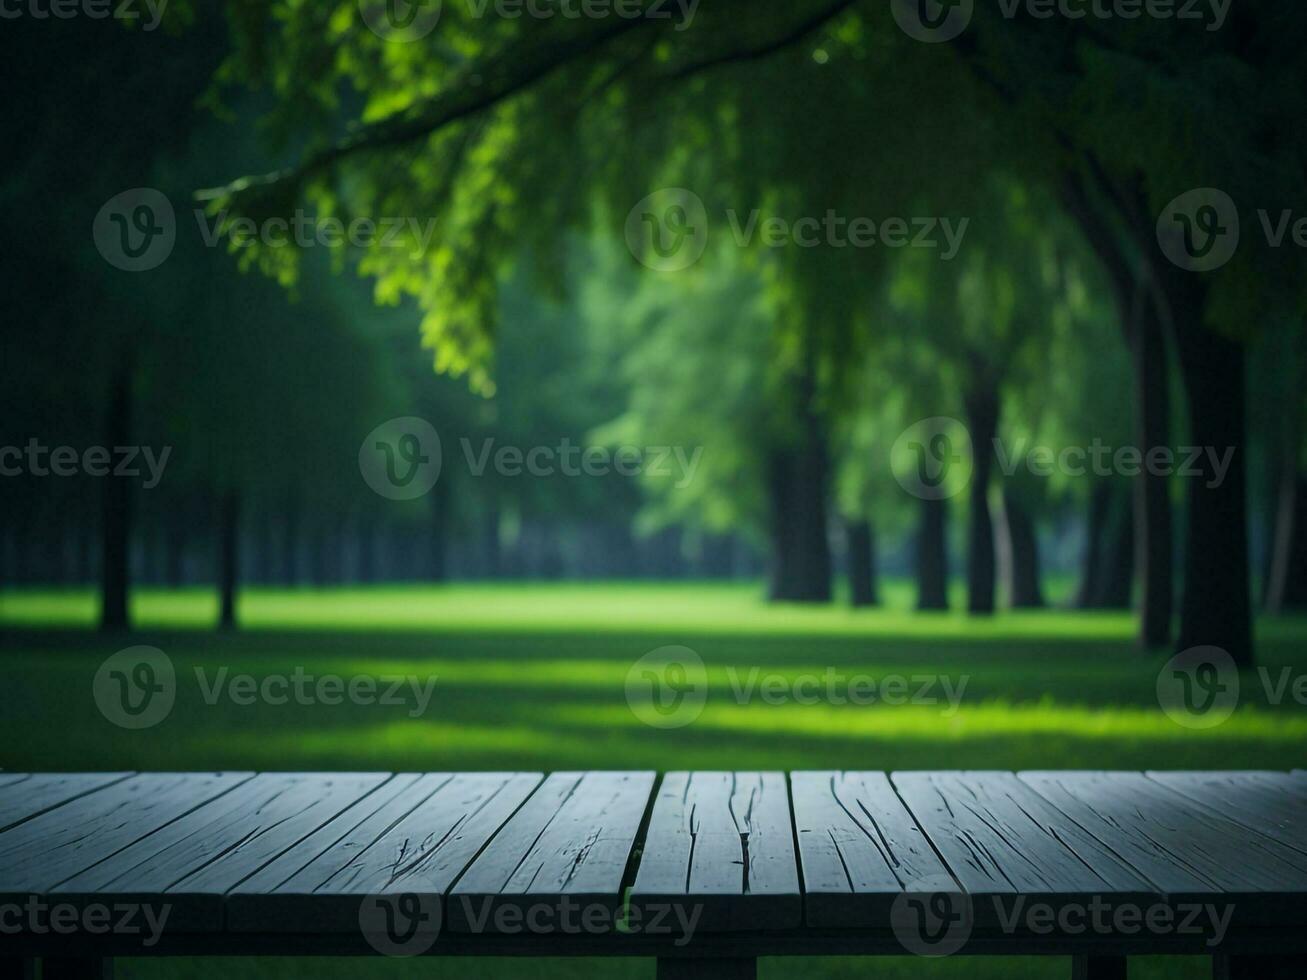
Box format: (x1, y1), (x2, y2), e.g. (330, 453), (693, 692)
(1020, 771), (1307, 922)
(791, 771), (953, 927)
(0, 773), (252, 897)
(225, 772), (431, 923)
(629, 771), (799, 931)
(51, 773), (391, 931)
(1145, 771), (1307, 853)
(0, 774), (132, 832)
(892, 772), (1156, 928)
(230, 772), (541, 933)
(448, 771), (655, 934)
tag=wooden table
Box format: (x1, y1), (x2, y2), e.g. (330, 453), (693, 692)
(1, 770), (1304, 978)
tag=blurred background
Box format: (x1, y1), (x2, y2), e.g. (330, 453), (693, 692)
(1, 2), (1305, 977)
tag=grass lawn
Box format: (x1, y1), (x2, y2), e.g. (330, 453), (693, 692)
(2, 580), (1305, 979)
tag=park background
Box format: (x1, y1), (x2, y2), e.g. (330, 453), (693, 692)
(2, 2), (1306, 978)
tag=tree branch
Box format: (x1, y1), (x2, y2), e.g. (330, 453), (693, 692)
(662, 0), (858, 82)
(197, 12), (660, 208)
(199, 0), (861, 213)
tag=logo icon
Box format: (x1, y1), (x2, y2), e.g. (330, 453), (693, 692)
(890, 417), (973, 500)
(1156, 188), (1240, 272)
(624, 188), (709, 272)
(890, 0), (973, 43)
(93, 646), (176, 729)
(359, 417), (442, 500)
(891, 875), (973, 957)
(1157, 646), (1240, 729)
(625, 645), (708, 729)
(359, 892), (441, 956)
(359, 0), (442, 42)
(93, 188), (176, 272)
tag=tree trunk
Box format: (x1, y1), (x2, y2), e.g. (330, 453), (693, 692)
(1266, 475), (1307, 613)
(765, 443), (832, 602)
(765, 359), (832, 604)
(916, 496), (949, 610)
(1264, 331), (1306, 613)
(765, 450), (797, 600)
(429, 477), (450, 583)
(309, 518), (333, 585)
(1133, 306), (1174, 646)
(99, 351), (132, 632)
(1080, 482), (1133, 609)
(1002, 488), (1044, 608)
(217, 489), (239, 631)
(483, 497), (502, 578)
(282, 495), (299, 586)
(77, 520), (96, 585)
(1094, 488), (1134, 609)
(357, 512), (377, 584)
(1165, 275), (1253, 664)
(164, 503), (187, 587)
(1078, 480), (1110, 608)
(846, 520), (878, 607)
(964, 376), (999, 615)
(1059, 173), (1173, 646)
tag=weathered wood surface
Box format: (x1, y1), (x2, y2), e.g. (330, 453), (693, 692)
(229, 772), (541, 932)
(791, 771), (951, 927)
(630, 771), (799, 931)
(447, 771), (654, 933)
(0, 769), (1302, 952)
(1021, 770), (1307, 922)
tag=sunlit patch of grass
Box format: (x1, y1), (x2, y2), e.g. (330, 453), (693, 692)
(0, 581), (1143, 639)
(537, 699), (1307, 743)
(2, 580), (1305, 775)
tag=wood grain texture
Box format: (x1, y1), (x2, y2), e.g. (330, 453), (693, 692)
(893, 771), (1156, 928)
(792, 771), (953, 927)
(0, 774), (132, 833)
(228, 772), (540, 933)
(51, 773), (391, 931)
(0, 773), (252, 898)
(1145, 771), (1307, 854)
(1020, 770), (1307, 923)
(448, 771), (655, 934)
(630, 771), (799, 931)
(2, 769), (1303, 952)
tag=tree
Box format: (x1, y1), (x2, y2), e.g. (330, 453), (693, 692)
(201, 1), (1304, 660)
(0, 5), (225, 629)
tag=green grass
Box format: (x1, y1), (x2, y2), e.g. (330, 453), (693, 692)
(2, 581), (1305, 979)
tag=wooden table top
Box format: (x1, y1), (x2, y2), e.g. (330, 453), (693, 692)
(1, 770), (1304, 958)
